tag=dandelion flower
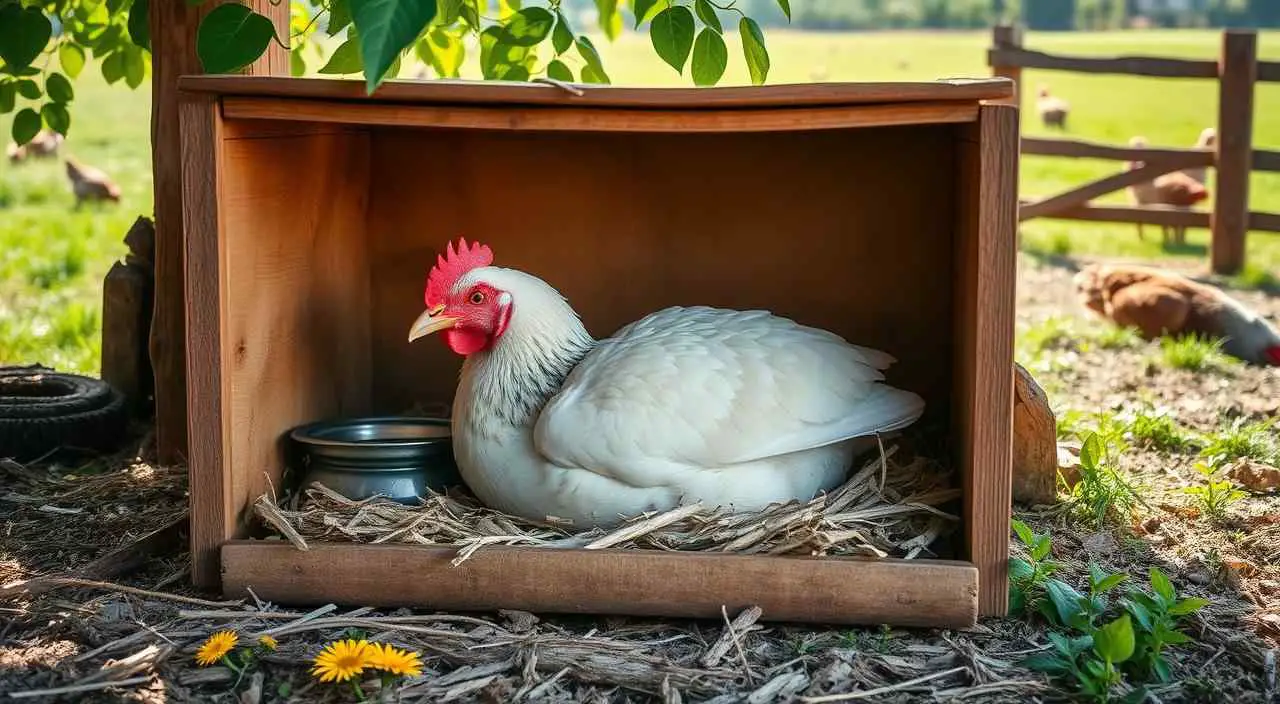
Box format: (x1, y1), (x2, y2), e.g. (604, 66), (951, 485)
(257, 635), (278, 651)
(194, 630), (238, 667)
(311, 639), (371, 683)
(367, 643), (423, 677)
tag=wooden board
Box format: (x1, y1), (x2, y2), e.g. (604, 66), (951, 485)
(365, 125), (960, 417)
(953, 105), (1017, 617)
(1211, 31), (1257, 275)
(181, 74), (1014, 108)
(987, 47), (1218, 79)
(222, 541), (979, 628)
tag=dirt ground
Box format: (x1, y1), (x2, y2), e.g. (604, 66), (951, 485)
(1, 253), (1278, 703)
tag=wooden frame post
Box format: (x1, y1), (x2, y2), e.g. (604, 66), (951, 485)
(1210, 30), (1256, 276)
(990, 24), (1024, 108)
(150, 1), (289, 464)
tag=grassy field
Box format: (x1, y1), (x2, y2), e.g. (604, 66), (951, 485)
(2, 28), (1279, 375)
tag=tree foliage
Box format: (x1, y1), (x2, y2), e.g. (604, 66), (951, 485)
(0, 0), (784, 146)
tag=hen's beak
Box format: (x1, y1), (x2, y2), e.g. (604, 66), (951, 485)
(408, 307), (459, 342)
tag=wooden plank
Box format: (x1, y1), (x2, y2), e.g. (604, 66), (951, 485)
(1259, 60), (1280, 83)
(151, 1), (289, 464)
(1211, 30), (1256, 275)
(1250, 211), (1280, 233)
(1019, 162), (1185, 221)
(1028, 203), (1210, 228)
(1252, 149), (1280, 172)
(180, 96), (227, 590)
(989, 25), (1024, 108)
(1022, 136), (1213, 166)
(222, 541), (979, 628)
(986, 47), (1217, 79)
(179, 74), (1015, 108)
(222, 97), (979, 133)
(954, 105), (1018, 617)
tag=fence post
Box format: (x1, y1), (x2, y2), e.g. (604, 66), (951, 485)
(991, 24), (1024, 109)
(1211, 29), (1256, 275)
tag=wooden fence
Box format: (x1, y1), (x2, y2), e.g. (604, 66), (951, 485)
(988, 25), (1280, 275)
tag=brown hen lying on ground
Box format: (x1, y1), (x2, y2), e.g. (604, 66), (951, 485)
(1073, 263), (1280, 366)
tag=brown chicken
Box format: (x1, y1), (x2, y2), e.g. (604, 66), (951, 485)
(65, 157), (121, 208)
(1074, 263), (1280, 366)
(1126, 136), (1209, 247)
(6, 129), (63, 163)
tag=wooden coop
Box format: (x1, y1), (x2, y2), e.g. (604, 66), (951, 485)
(178, 76), (1018, 628)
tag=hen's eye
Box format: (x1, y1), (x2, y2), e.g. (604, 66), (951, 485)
(469, 291), (485, 305)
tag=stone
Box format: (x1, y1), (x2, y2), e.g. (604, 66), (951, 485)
(1012, 363), (1059, 505)
(1228, 459), (1280, 493)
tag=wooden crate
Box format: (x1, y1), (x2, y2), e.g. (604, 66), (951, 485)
(179, 76), (1018, 628)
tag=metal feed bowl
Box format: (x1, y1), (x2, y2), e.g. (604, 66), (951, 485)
(288, 416), (461, 504)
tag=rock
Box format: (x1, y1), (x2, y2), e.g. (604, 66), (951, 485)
(1012, 363), (1059, 505)
(1082, 532), (1118, 555)
(1228, 459), (1280, 493)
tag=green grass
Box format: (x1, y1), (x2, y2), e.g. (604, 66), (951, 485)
(1159, 333), (1232, 371)
(3, 29), (1280, 373)
(1201, 418), (1279, 464)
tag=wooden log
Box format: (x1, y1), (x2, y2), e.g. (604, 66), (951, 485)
(101, 217), (155, 417)
(989, 25), (1024, 108)
(150, 1), (289, 463)
(221, 541), (980, 628)
(1211, 30), (1257, 276)
(1012, 364), (1057, 506)
(986, 47), (1218, 80)
(1022, 136), (1213, 165)
(1019, 162), (1182, 221)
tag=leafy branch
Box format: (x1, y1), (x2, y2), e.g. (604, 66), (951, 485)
(1, 0), (786, 146)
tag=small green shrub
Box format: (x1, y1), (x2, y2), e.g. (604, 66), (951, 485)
(1009, 519), (1060, 615)
(1201, 419), (1278, 464)
(1123, 409), (1193, 453)
(1093, 325), (1142, 350)
(1232, 264), (1278, 291)
(1183, 461), (1247, 520)
(1066, 432), (1142, 528)
(1159, 334), (1230, 371)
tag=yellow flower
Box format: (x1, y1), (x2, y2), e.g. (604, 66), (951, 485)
(367, 643), (423, 677)
(194, 630), (238, 667)
(257, 635), (278, 651)
(311, 639), (371, 683)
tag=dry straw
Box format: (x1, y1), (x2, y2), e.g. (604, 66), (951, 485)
(255, 444), (961, 562)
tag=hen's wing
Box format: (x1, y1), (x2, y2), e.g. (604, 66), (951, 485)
(1107, 283), (1191, 339)
(533, 306), (924, 489)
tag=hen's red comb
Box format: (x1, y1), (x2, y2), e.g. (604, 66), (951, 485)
(426, 238), (494, 307)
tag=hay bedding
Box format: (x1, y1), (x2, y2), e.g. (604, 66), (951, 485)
(254, 444), (962, 562)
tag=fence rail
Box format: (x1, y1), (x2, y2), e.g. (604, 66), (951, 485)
(989, 25), (1280, 275)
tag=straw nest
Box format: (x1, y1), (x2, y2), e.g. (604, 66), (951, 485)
(254, 444), (962, 562)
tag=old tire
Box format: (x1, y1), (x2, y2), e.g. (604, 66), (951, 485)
(0, 366), (128, 461)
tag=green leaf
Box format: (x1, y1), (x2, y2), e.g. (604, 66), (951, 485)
(59, 43), (86, 79)
(1031, 535), (1052, 561)
(575, 36), (609, 83)
(1008, 587), (1026, 615)
(552, 12), (573, 54)
(1168, 597), (1208, 616)
(11, 107), (40, 145)
(632, 0), (665, 27)
(1044, 579), (1086, 628)
(40, 102), (70, 135)
(1010, 519), (1035, 546)
(101, 51), (125, 84)
(1124, 598), (1154, 632)
(690, 28), (726, 86)
(1158, 627), (1192, 645)
(1081, 432), (1103, 470)
(594, 0), (619, 38)
(351, 0), (438, 92)
(16, 79), (41, 100)
(319, 38), (363, 74)
(459, 0), (480, 29)
(1094, 613), (1136, 663)
(738, 16), (769, 85)
(436, 0), (462, 24)
(329, 0), (354, 35)
(497, 65), (529, 82)
(498, 0), (521, 19)
(1008, 558), (1034, 582)
(0, 83), (14, 114)
(694, 0), (721, 32)
(418, 27), (463, 78)
(124, 45), (146, 88)
(1152, 657), (1172, 683)
(1023, 653), (1072, 675)
(45, 73), (74, 104)
(1094, 573), (1128, 596)
(197, 4), (279, 74)
(498, 7), (554, 47)
(649, 6), (693, 74)
(775, 0), (791, 21)
(547, 59), (573, 82)
(128, 0), (151, 51)
(290, 47), (306, 76)
(0, 5), (53, 73)
(1149, 568), (1176, 605)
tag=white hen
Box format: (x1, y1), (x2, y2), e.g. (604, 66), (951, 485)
(409, 239), (926, 527)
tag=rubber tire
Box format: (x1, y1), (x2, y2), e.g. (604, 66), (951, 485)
(0, 366), (129, 461)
